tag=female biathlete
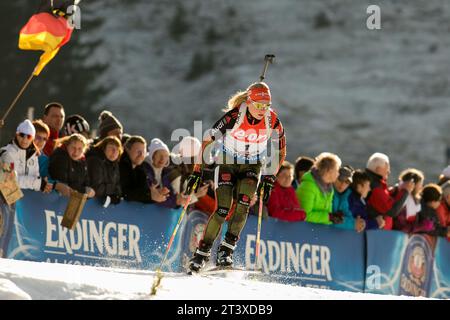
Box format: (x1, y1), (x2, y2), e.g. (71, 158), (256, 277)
(185, 81), (287, 273)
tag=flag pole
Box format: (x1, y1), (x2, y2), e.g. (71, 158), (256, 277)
(0, 70), (35, 128)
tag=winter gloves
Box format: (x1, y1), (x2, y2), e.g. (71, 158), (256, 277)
(185, 171), (202, 195)
(258, 175), (276, 204)
(329, 211), (344, 224)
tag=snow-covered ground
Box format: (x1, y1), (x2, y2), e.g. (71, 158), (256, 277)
(0, 258), (432, 300)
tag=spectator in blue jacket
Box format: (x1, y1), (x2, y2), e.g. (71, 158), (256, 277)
(348, 170), (373, 231)
(331, 165), (355, 229)
(32, 119), (55, 187)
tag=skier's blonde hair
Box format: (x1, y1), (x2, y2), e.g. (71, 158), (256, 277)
(223, 82), (269, 112)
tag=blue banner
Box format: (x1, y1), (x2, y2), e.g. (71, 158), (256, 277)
(2, 191), (448, 298)
(181, 210), (366, 292)
(429, 237), (450, 299)
(2, 190), (185, 272)
(365, 230), (450, 298)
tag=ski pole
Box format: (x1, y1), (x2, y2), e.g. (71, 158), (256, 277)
(259, 54), (275, 82)
(255, 186), (265, 271)
(150, 185), (196, 295)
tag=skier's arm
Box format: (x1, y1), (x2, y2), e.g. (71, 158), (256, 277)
(271, 118), (287, 176)
(193, 109), (239, 173)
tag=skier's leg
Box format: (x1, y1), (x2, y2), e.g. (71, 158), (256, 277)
(217, 164), (260, 266)
(201, 164), (235, 245)
(189, 165), (235, 272)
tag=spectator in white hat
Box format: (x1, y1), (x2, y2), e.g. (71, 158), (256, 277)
(167, 136), (210, 206)
(143, 138), (182, 208)
(0, 120), (52, 192)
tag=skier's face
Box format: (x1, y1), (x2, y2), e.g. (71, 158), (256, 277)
(247, 100), (270, 120)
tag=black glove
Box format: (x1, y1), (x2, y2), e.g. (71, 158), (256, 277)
(258, 175), (276, 203)
(185, 171), (202, 195)
(329, 212), (344, 224)
(110, 195), (121, 205)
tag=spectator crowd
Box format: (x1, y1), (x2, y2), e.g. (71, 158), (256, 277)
(1, 101), (449, 240)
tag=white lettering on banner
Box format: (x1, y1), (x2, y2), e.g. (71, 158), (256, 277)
(245, 235), (332, 281)
(45, 210), (58, 247)
(104, 222), (117, 255)
(44, 210), (142, 262)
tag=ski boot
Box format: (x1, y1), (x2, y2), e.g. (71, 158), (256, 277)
(216, 232), (239, 267)
(188, 241), (211, 273)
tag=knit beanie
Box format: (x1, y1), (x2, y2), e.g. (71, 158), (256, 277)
(64, 114), (90, 136)
(98, 110), (123, 139)
(16, 119), (36, 137)
(148, 138), (170, 167)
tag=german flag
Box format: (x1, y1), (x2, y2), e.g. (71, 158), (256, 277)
(19, 11), (73, 76)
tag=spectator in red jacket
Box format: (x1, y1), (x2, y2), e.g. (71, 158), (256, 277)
(267, 161), (306, 222)
(365, 153), (415, 230)
(42, 102), (65, 156)
(436, 181), (450, 241)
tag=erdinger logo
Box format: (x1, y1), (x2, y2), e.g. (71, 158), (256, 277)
(242, 195), (249, 202)
(399, 235), (434, 297)
(189, 223), (205, 253)
(408, 247), (426, 282)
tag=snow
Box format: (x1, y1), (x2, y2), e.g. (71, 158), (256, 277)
(0, 258), (433, 300)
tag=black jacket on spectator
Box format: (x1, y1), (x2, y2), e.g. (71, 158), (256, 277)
(49, 146), (90, 193)
(86, 147), (121, 203)
(119, 151), (153, 203)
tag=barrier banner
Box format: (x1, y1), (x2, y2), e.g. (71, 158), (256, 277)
(3, 191), (448, 298)
(2, 190), (185, 272)
(429, 237), (450, 299)
(365, 230), (450, 298)
(181, 210), (366, 292)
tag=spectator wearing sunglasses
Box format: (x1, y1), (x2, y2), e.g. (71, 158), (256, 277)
(32, 119), (56, 188)
(0, 120), (52, 193)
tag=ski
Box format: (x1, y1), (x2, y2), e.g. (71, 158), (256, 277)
(188, 266), (262, 276)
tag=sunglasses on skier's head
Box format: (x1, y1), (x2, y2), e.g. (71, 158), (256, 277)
(247, 98), (271, 111)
